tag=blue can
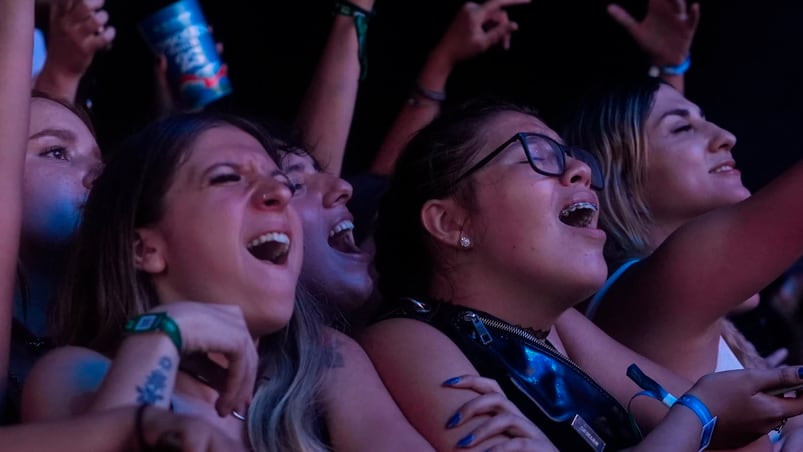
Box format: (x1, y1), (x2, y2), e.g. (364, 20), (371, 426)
(139, 0), (232, 110)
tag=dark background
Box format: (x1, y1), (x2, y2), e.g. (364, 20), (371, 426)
(49, 0), (802, 356)
(71, 0), (801, 190)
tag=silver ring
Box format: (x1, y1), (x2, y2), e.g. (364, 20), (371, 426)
(773, 417), (788, 434)
(232, 410), (246, 421)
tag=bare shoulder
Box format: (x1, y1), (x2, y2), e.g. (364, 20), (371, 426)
(22, 346), (110, 422)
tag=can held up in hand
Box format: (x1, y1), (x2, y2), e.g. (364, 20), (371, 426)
(139, 0), (232, 110)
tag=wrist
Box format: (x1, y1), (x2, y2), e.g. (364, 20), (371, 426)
(648, 54), (691, 77)
(673, 393), (717, 451)
(124, 312), (183, 354)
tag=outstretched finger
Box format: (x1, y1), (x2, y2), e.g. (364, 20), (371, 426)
(607, 3), (639, 34)
(687, 2), (701, 29)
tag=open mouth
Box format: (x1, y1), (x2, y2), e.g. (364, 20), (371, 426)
(328, 220), (362, 254)
(559, 202), (597, 228)
(246, 232), (290, 265)
(710, 161), (737, 173)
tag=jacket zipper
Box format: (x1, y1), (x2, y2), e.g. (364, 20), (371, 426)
(459, 310), (593, 380)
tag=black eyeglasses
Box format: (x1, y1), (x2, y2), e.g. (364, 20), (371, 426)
(454, 132), (605, 190)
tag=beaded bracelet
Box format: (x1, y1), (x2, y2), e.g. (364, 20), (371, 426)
(333, 0), (375, 81)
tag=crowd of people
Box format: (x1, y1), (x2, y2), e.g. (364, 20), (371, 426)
(2, 0), (803, 451)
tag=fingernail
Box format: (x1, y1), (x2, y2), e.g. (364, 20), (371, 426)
(446, 412), (461, 429)
(798, 367), (803, 378)
(442, 376), (462, 386)
(457, 434), (474, 448)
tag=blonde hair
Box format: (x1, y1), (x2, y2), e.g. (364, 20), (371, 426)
(248, 285), (330, 452)
(563, 79), (661, 267)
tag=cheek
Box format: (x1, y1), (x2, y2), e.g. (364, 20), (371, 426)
(22, 179), (85, 242)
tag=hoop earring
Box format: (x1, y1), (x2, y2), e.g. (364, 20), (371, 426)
(459, 236), (472, 249)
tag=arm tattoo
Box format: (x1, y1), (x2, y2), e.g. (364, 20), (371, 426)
(136, 356), (173, 404)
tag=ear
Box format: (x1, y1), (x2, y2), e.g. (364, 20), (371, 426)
(421, 198), (471, 249)
(133, 228), (167, 274)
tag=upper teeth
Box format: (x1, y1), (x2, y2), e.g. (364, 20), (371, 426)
(560, 201), (597, 218)
(329, 220), (354, 238)
(247, 232), (290, 249)
(712, 165), (734, 173)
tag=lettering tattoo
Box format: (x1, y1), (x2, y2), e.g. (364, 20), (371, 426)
(136, 356), (174, 404)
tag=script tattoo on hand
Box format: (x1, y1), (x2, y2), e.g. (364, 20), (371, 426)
(136, 356), (173, 404)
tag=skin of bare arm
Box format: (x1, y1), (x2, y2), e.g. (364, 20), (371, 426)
(0, 0), (35, 418)
(293, 0), (374, 176)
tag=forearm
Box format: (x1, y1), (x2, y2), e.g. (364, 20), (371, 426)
(0, 0), (34, 414)
(294, 13), (364, 176)
(369, 49), (453, 176)
(33, 62), (82, 103)
(0, 406), (139, 452)
(91, 335), (180, 411)
(661, 73), (684, 93)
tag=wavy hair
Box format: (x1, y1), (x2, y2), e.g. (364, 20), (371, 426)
(53, 112), (328, 451)
(562, 78), (662, 267)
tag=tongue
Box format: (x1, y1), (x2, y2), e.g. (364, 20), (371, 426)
(328, 230), (361, 254)
(248, 241), (285, 263)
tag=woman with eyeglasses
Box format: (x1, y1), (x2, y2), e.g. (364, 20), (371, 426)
(360, 98), (803, 451)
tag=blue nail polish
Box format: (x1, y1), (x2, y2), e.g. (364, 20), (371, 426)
(446, 412), (461, 429)
(799, 367), (803, 378)
(457, 434), (474, 448)
(442, 376), (462, 386)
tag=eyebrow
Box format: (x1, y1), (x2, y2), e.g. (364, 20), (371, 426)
(29, 128), (76, 141)
(657, 106), (705, 122)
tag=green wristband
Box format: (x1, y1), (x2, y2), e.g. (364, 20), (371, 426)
(125, 312), (183, 353)
(333, 0), (374, 81)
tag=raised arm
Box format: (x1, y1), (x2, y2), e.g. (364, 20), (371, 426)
(293, 0), (375, 176)
(33, 0), (116, 103)
(607, 0), (699, 93)
(369, 0), (528, 176)
(598, 160), (803, 352)
(0, 0), (35, 422)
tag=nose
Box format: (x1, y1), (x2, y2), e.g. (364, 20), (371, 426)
(322, 174), (353, 208)
(707, 123), (737, 153)
(252, 177), (293, 210)
(560, 156), (592, 188)
(81, 161), (104, 190)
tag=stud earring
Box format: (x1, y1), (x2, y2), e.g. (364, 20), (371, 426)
(459, 236), (472, 249)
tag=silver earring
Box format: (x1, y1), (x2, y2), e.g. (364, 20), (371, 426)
(459, 236), (472, 249)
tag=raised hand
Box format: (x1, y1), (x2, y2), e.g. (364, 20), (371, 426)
(443, 375), (558, 451)
(35, 0), (116, 102)
(607, 0), (699, 67)
(47, 0), (115, 76)
(433, 0), (531, 69)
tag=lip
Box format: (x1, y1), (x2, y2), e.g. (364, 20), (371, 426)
(709, 159), (740, 174)
(245, 225), (293, 266)
(327, 214), (371, 263)
(559, 191), (601, 229)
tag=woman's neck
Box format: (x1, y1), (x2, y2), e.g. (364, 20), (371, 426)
(430, 268), (566, 334)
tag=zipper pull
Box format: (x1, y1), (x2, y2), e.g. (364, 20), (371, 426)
(460, 311), (493, 345)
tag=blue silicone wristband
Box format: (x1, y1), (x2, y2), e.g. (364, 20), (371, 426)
(650, 55), (691, 77)
(675, 393), (717, 451)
